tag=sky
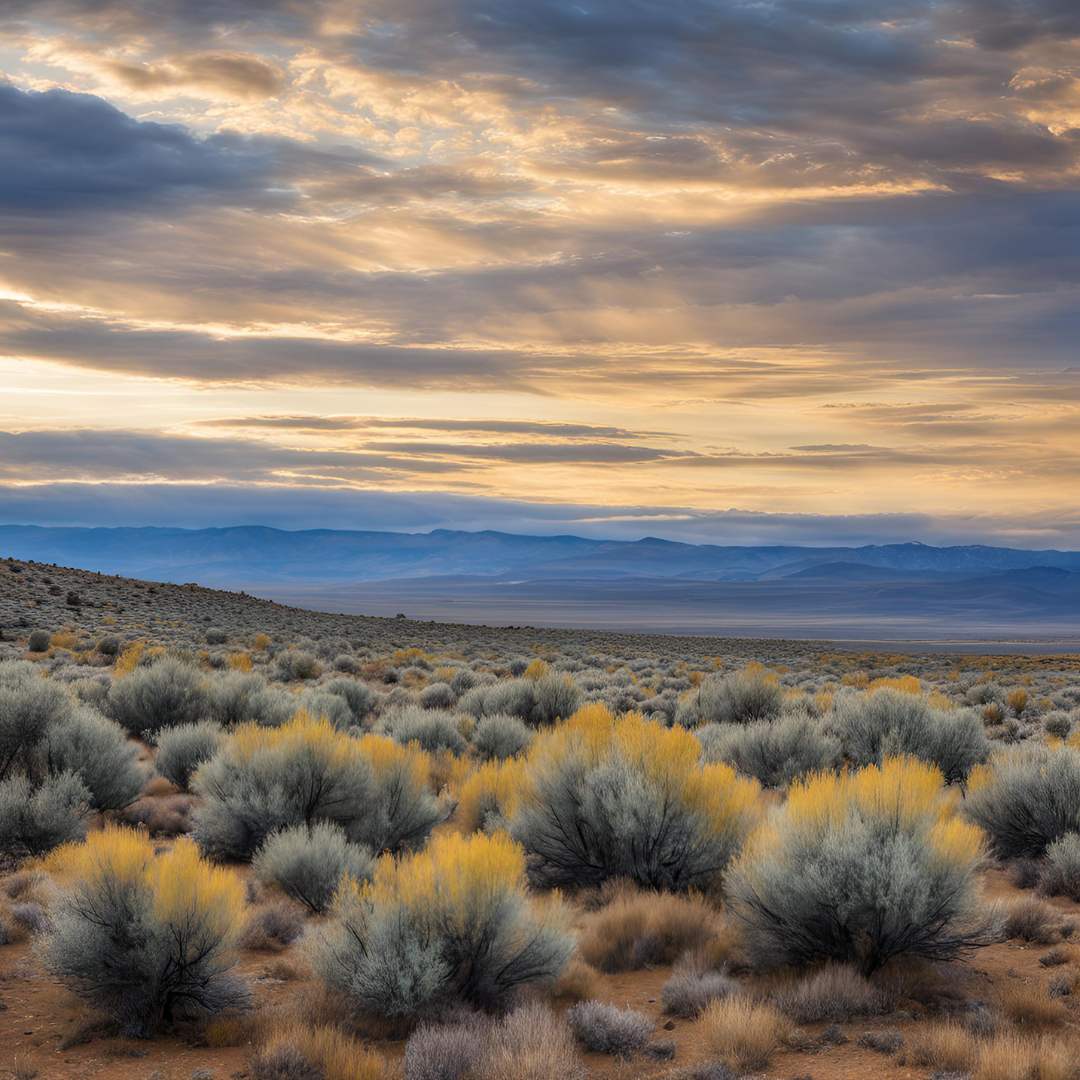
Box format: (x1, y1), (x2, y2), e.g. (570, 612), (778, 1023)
(0, 0), (1079, 548)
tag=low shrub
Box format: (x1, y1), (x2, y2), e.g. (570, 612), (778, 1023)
(453, 757), (527, 834)
(278, 651), (323, 682)
(244, 897), (306, 950)
(418, 682), (457, 711)
(727, 756), (989, 974)
(964, 744), (1080, 858)
(192, 712), (446, 860)
(661, 962), (738, 1018)
(154, 721), (224, 790)
(0, 772), (90, 856)
(27, 630), (51, 652)
(378, 706), (467, 755)
(322, 678), (380, 725)
(310, 831), (573, 1015)
(697, 710), (840, 788)
(0, 661), (74, 778)
(253, 822), (375, 913)
(831, 688), (989, 783)
(107, 658), (210, 737)
(998, 895), (1066, 944)
(578, 887), (724, 972)
(252, 1021), (389, 1080)
(698, 997), (791, 1074)
(473, 714), (532, 761)
(1044, 832), (1080, 900)
(769, 963), (887, 1023)
(40, 706), (144, 810)
(209, 671), (275, 727)
(532, 674), (580, 726)
(566, 1000), (654, 1058)
(459, 679), (536, 723)
(404, 1002), (584, 1080)
(511, 705), (761, 890)
(39, 827), (249, 1037)
(677, 665), (783, 727)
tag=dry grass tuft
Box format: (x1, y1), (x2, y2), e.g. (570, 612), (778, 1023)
(770, 962), (888, 1023)
(578, 887), (727, 973)
(904, 1020), (978, 1073)
(698, 997), (791, 1073)
(551, 955), (603, 1004)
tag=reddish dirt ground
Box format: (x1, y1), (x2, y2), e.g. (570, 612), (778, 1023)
(3, 868), (1079, 1080)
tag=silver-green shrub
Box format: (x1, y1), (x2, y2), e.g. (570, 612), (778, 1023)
(378, 705), (467, 755)
(832, 689), (988, 783)
(532, 673), (580, 726)
(310, 832), (572, 1015)
(41, 706), (144, 810)
(0, 772), (90, 856)
(192, 718), (445, 860)
(727, 757), (989, 975)
(419, 682), (457, 710)
(39, 832), (249, 1037)
(473, 713), (532, 760)
(698, 709), (840, 788)
(154, 721), (224, 790)
(253, 821), (374, 912)
(322, 677), (380, 724)
(963, 744), (1080, 858)
(107, 658), (210, 737)
(1044, 832), (1080, 901)
(675, 667), (783, 727)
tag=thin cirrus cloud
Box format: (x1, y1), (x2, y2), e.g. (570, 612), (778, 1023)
(0, 0), (1077, 545)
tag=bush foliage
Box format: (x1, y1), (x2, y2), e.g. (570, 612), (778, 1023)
(192, 712), (446, 860)
(311, 831), (573, 1015)
(253, 821), (375, 912)
(963, 744), (1080, 858)
(511, 705), (761, 889)
(39, 827), (249, 1036)
(727, 756), (989, 974)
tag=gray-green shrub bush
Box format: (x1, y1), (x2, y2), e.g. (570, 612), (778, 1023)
(378, 706), (467, 755)
(832, 689), (988, 783)
(727, 757), (989, 975)
(154, 721), (224, 790)
(322, 677), (380, 725)
(41, 707), (144, 810)
(192, 719), (445, 860)
(473, 713), (532, 760)
(532, 674), (580, 726)
(511, 712), (759, 890)
(419, 682), (457, 710)
(698, 710), (840, 788)
(253, 821), (375, 912)
(27, 629), (51, 652)
(39, 832), (249, 1037)
(0, 773), (90, 856)
(107, 658), (210, 737)
(676, 667), (783, 727)
(963, 744), (1080, 858)
(566, 1001), (654, 1058)
(459, 678), (536, 723)
(310, 832), (572, 1015)
(1043, 832), (1080, 901)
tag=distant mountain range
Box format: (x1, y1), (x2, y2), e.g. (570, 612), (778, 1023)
(2, 524), (1078, 640)
(2, 524), (1080, 584)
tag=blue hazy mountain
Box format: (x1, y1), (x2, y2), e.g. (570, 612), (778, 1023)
(2, 524), (1080, 585)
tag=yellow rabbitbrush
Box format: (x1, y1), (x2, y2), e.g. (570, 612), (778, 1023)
(728, 756), (989, 976)
(38, 826), (248, 1037)
(311, 831), (574, 1015)
(509, 705), (761, 890)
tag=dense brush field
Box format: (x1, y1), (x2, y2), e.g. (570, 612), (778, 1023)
(2, 556), (1080, 1080)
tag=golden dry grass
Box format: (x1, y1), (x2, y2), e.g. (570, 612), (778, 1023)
(698, 997), (792, 1073)
(578, 887), (727, 973)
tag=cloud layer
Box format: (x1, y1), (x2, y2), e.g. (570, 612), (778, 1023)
(0, 1), (1077, 543)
